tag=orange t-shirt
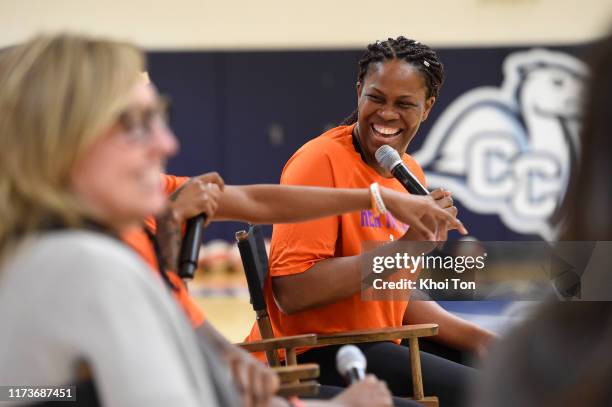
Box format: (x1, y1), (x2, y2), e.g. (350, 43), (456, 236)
(122, 174), (206, 327)
(245, 124), (426, 356)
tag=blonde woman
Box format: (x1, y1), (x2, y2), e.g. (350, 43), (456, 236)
(0, 34), (234, 406)
(0, 34), (463, 407)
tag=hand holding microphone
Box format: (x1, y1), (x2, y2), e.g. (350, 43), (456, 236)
(164, 172), (224, 278)
(335, 345), (393, 407)
(375, 145), (466, 241)
(375, 145), (429, 196)
(168, 172), (225, 225)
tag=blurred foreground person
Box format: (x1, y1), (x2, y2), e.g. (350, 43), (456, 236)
(0, 33), (231, 406)
(0, 33), (405, 407)
(472, 30), (612, 407)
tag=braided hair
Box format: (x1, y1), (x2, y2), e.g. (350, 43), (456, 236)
(342, 36), (445, 125)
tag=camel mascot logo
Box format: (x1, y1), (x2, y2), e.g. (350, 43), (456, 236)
(413, 49), (587, 239)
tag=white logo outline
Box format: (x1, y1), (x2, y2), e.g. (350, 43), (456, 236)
(413, 49), (587, 239)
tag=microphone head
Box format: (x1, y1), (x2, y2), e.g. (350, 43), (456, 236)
(336, 345), (367, 377)
(375, 145), (403, 172)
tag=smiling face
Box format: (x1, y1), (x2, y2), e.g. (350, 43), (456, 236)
(355, 58), (435, 174)
(70, 82), (178, 231)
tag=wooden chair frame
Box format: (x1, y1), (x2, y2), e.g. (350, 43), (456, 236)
(235, 225), (439, 406)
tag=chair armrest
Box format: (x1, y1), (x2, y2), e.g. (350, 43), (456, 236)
(236, 334), (317, 353)
(272, 363), (319, 382)
(277, 382), (320, 398)
(316, 324), (438, 346)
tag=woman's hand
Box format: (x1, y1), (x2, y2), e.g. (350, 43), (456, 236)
(381, 186), (467, 241)
(167, 172), (225, 225)
(426, 188), (459, 242)
(155, 172), (224, 270)
(331, 375), (393, 407)
(226, 347), (279, 407)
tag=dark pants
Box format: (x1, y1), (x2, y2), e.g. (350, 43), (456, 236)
(298, 340), (477, 407)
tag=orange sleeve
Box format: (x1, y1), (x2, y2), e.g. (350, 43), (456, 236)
(162, 174), (190, 195)
(144, 174), (191, 232)
(268, 147), (339, 277)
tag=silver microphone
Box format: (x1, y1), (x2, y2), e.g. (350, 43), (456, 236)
(375, 145), (429, 195)
(336, 345), (367, 384)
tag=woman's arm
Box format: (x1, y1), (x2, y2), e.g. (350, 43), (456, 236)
(214, 184), (369, 223)
(165, 172), (464, 235)
(271, 238), (429, 314)
(214, 184), (465, 235)
(271, 252), (362, 314)
(403, 301), (498, 356)
(161, 173), (465, 314)
(269, 187), (464, 315)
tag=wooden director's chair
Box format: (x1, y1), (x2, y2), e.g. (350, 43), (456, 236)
(235, 225), (439, 406)
(234, 225), (321, 398)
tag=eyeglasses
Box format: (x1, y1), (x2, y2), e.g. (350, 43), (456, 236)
(116, 95), (172, 143)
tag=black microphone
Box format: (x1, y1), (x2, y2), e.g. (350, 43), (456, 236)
(178, 214), (206, 279)
(336, 345), (367, 384)
(375, 145), (429, 195)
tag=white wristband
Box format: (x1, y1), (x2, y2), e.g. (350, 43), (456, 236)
(370, 182), (387, 216)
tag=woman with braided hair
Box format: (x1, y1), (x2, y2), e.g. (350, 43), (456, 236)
(245, 37), (496, 406)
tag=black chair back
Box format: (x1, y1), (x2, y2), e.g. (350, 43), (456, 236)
(236, 224), (269, 312)
(235, 224), (282, 365)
